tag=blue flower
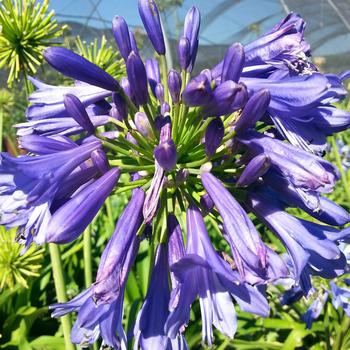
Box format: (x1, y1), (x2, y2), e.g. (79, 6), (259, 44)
(25, 77), (111, 120)
(330, 281), (350, 317)
(134, 243), (188, 349)
(1, 3), (349, 348)
(202, 172), (288, 284)
(166, 205), (269, 345)
(303, 291), (329, 329)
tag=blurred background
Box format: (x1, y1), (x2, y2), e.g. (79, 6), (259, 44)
(48, 0), (350, 73)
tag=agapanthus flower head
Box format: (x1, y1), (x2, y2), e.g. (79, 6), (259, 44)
(3, 2), (350, 348)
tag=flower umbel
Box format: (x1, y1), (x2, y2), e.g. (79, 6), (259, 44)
(2, 0), (350, 348)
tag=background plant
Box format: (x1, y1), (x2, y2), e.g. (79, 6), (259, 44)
(0, 0), (66, 90)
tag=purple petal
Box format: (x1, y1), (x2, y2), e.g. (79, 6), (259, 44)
(44, 47), (119, 91)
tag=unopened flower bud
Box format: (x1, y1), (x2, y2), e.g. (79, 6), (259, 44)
(112, 16), (132, 61)
(154, 140), (177, 171)
(135, 112), (152, 138)
(126, 51), (149, 106)
(63, 94), (95, 133)
(138, 0), (165, 55)
(184, 6), (201, 71)
(129, 30), (139, 54)
(155, 83), (164, 103)
(112, 92), (127, 120)
(91, 149), (110, 174)
(161, 102), (170, 114)
(230, 83), (248, 112)
(121, 77), (132, 100)
(168, 69), (182, 104)
(44, 47), (119, 91)
(200, 193), (214, 216)
(234, 89), (270, 134)
(145, 58), (160, 95)
(221, 43), (245, 83)
(178, 36), (190, 70)
(237, 154), (271, 187)
(204, 118), (224, 156)
(182, 73), (212, 106)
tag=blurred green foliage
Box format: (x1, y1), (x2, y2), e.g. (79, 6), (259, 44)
(0, 0), (66, 88)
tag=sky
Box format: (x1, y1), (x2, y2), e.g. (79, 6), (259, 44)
(48, 0), (350, 55)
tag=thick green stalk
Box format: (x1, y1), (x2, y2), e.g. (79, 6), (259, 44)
(105, 196), (115, 230)
(0, 109), (3, 152)
(171, 103), (180, 142)
(49, 244), (75, 350)
(109, 161), (154, 172)
(83, 226), (93, 288)
(221, 130), (236, 144)
(333, 316), (350, 350)
(160, 55), (169, 103)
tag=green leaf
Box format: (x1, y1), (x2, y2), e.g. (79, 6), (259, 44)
(29, 336), (65, 350)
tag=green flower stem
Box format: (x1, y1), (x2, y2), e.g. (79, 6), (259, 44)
(136, 222), (146, 237)
(223, 111), (239, 128)
(83, 226), (93, 288)
(180, 70), (187, 93)
(143, 104), (159, 140)
(177, 106), (191, 142)
(171, 103), (180, 142)
(109, 161), (154, 172)
(175, 189), (186, 212)
(178, 122), (199, 152)
(160, 55), (169, 103)
(186, 168), (201, 175)
(179, 148), (205, 164)
(107, 117), (128, 130)
(49, 244), (75, 350)
(100, 138), (134, 157)
(180, 157), (208, 168)
(147, 237), (155, 289)
(333, 315), (350, 350)
(178, 118), (210, 159)
(159, 191), (169, 244)
(105, 196), (115, 230)
(0, 108), (3, 152)
(332, 135), (350, 349)
(23, 73), (33, 97)
(117, 136), (154, 160)
(179, 109), (202, 145)
(103, 135), (154, 161)
(221, 130), (236, 144)
(130, 130), (155, 151)
(331, 136), (350, 206)
(113, 179), (150, 194)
